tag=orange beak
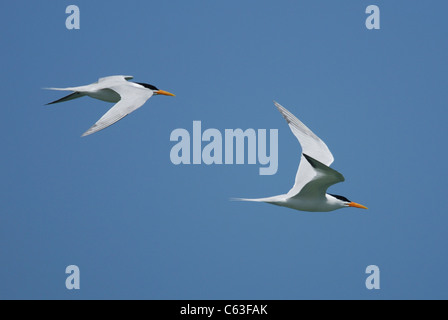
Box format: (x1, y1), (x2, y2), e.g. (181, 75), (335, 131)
(156, 89), (175, 97)
(348, 202), (368, 209)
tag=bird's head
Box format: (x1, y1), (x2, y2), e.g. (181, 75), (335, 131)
(135, 82), (175, 96)
(329, 194), (368, 210)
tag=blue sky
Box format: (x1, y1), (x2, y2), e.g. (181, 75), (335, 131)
(0, 0), (447, 299)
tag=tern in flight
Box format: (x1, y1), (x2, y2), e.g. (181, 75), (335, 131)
(45, 75), (175, 136)
(236, 101), (367, 212)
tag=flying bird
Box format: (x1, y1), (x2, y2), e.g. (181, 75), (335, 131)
(45, 75), (175, 136)
(236, 101), (367, 212)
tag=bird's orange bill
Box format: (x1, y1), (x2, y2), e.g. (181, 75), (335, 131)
(348, 202), (368, 209)
(157, 89), (175, 97)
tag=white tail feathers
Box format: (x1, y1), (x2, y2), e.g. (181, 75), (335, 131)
(44, 87), (76, 91)
(230, 197), (279, 203)
(231, 198), (261, 202)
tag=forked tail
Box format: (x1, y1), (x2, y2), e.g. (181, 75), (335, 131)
(231, 198), (266, 202)
(230, 196), (283, 204)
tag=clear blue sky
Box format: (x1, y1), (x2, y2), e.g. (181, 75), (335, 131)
(1, 0), (447, 299)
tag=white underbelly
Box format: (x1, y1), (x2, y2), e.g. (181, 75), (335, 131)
(276, 198), (338, 212)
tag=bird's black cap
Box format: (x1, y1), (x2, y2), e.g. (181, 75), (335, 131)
(329, 194), (351, 203)
(135, 82), (159, 91)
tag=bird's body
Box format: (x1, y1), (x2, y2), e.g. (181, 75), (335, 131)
(45, 75), (175, 136)
(236, 101), (367, 212)
(240, 194), (348, 212)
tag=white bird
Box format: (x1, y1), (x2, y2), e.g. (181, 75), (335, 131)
(45, 75), (175, 137)
(236, 101), (367, 212)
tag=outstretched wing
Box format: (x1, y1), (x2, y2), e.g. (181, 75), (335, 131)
(273, 101), (335, 198)
(296, 154), (345, 199)
(82, 85), (153, 137)
(46, 92), (86, 105)
(98, 75), (134, 83)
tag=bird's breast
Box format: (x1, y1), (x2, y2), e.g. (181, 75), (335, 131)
(279, 197), (340, 212)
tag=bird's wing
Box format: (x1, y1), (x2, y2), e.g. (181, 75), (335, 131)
(273, 101), (335, 198)
(46, 92), (86, 105)
(295, 154), (345, 199)
(98, 75), (134, 83)
(82, 85), (153, 137)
